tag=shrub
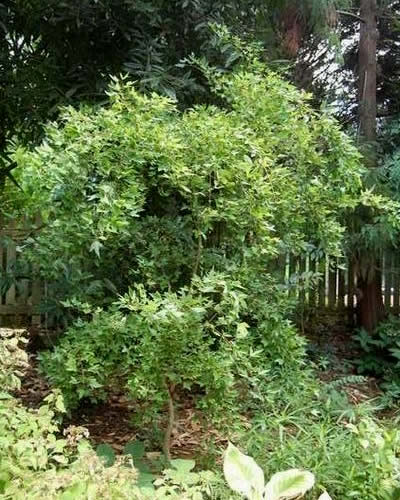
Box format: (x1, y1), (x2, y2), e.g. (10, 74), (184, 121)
(41, 273), (265, 456)
(39, 311), (135, 408)
(12, 65), (363, 320)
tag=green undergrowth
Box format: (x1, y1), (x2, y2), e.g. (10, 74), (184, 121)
(1, 329), (400, 498)
(0, 329), (229, 499)
(241, 372), (400, 499)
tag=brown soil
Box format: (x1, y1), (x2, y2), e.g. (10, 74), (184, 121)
(14, 352), (225, 457)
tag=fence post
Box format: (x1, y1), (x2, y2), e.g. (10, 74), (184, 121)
(338, 261), (345, 310)
(393, 253), (400, 315)
(384, 253), (393, 311)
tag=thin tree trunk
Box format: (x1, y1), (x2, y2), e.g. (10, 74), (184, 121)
(357, 0), (385, 332)
(163, 382), (175, 462)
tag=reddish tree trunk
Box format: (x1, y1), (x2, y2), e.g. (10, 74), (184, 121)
(357, 0), (384, 332)
(358, 0), (377, 147)
(357, 269), (386, 332)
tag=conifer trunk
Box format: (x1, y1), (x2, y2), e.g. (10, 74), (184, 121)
(359, 0), (377, 147)
(357, 0), (385, 332)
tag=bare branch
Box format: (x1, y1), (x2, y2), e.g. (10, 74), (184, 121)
(337, 10), (365, 23)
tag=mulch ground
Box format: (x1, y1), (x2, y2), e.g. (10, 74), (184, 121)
(14, 349), (225, 457)
(10, 322), (389, 457)
(303, 315), (384, 404)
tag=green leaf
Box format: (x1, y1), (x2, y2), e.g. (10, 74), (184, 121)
(137, 472), (155, 489)
(52, 454), (68, 464)
(96, 443), (116, 467)
(264, 469), (315, 500)
(89, 240), (103, 258)
(223, 443), (264, 500)
(55, 394), (66, 413)
(237, 322), (249, 339)
(171, 458), (196, 473)
(124, 440), (145, 460)
(60, 482), (87, 499)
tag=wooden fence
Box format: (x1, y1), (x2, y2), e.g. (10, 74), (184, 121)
(1, 216), (400, 326)
(281, 252), (400, 315)
(0, 219), (41, 326)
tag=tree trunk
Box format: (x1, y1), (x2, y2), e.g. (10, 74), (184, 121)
(163, 382), (175, 462)
(357, 268), (385, 332)
(357, 0), (384, 332)
(359, 0), (377, 147)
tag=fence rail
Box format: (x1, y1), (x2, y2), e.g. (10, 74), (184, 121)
(0, 219), (41, 326)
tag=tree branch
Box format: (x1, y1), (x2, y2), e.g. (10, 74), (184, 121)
(337, 10), (365, 23)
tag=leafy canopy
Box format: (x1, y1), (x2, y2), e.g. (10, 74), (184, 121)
(14, 65), (364, 314)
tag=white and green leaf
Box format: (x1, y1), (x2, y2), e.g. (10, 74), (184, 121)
(318, 492), (332, 500)
(263, 469), (315, 500)
(223, 443), (264, 500)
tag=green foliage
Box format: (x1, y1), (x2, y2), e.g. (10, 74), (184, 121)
(0, 329), (28, 391)
(39, 311), (134, 408)
(39, 273), (249, 423)
(0, 391), (67, 483)
(8, 53), (398, 500)
(122, 274), (246, 417)
(39, 268), (311, 462)
(242, 369), (400, 500)
(150, 459), (218, 499)
(4, 329), (400, 499)
(0, 331), (225, 499)
(0, 0), (253, 155)
(354, 316), (400, 403)
(24, 63), (366, 458)
(12, 65), (364, 323)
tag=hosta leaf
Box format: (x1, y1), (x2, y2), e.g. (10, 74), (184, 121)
(264, 469), (315, 500)
(223, 443), (264, 500)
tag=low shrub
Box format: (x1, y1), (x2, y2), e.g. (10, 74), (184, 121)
(0, 328), (29, 391)
(0, 330), (227, 499)
(354, 315), (400, 402)
(39, 311), (135, 408)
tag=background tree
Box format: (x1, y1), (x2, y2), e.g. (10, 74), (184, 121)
(0, 0), (254, 153)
